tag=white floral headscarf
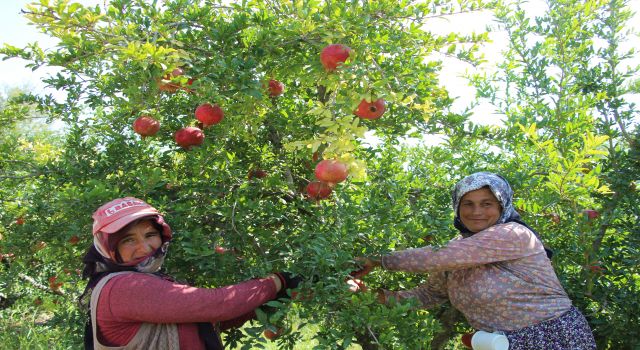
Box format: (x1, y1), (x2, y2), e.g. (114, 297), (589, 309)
(452, 172), (518, 230)
(450, 172), (553, 258)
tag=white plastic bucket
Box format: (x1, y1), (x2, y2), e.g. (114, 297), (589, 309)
(471, 331), (509, 350)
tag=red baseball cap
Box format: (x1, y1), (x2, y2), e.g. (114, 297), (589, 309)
(91, 197), (172, 260)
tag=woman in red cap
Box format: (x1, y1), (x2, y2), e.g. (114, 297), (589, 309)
(80, 197), (299, 350)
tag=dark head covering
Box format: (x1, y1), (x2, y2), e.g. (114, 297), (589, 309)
(451, 172), (553, 258)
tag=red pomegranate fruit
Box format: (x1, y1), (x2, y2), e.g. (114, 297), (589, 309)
(174, 126), (204, 150)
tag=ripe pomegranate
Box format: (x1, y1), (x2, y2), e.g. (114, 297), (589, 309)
(589, 265), (605, 274)
(320, 44), (351, 71)
(48, 276), (63, 292)
(306, 181), (332, 200)
(68, 235), (80, 245)
(461, 332), (474, 348)
(195, 103), (224, 127)
(248, 169), (268, 180)
(315, 159), (348, 184)
(354, 98), (386, 120)
(133, 115), (160, 137)
(267, 79), (284, 97)
(263, 328), (283, 341)
(583, 209), (600, 220)
(174, 127), (204, 150)
(214, 246), (228, 254)
(15, 216), (25, 225)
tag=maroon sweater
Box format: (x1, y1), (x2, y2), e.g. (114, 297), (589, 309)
(95, 272), (278, 349)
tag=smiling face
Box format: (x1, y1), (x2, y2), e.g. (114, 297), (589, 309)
(458, 187), (503, 233)
(116, 219), (162, 263)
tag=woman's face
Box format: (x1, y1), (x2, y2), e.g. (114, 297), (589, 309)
(116, 220), (162, 263)
(459, 187), (502, 233)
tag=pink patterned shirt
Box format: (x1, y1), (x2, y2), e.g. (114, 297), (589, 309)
(381, 222), (572, 331)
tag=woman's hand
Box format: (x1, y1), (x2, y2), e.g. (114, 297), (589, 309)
(268, 273), (283, 291)
(351, 256), (382, 278)
(346, 278), (367, 293)
(375, 289), (387, 304)
(272, 272), (308, 299)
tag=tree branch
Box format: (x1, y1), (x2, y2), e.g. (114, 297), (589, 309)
(18, 273), (64, 296)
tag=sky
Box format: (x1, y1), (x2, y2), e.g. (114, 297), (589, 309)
(0, 0), (639, 128)
(0, 0), (66, 90)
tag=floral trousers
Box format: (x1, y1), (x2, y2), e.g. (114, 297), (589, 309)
(504, 306), (596, 350)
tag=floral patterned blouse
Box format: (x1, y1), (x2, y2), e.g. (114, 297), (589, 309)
(381, 222), (572, 331)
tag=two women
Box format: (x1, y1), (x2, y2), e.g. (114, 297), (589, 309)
(82, 172), (596, 349)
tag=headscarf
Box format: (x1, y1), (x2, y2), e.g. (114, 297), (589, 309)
(451, 172), (553, 258)
(91, 197), (172, 263)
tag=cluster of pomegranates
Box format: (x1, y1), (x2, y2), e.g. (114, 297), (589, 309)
(134, 55), (289, 150)
(133, 44), (391, 201)
(133, 43), (385, 148)
(133, 67), (230, 150)
(306, 159), (349, 201)
(320, 43), (387, 120)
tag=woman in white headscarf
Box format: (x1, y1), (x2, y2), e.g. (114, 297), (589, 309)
(356, 172), (595, 350)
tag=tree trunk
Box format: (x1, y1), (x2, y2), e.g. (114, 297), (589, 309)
(430, 305), (466, 350)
